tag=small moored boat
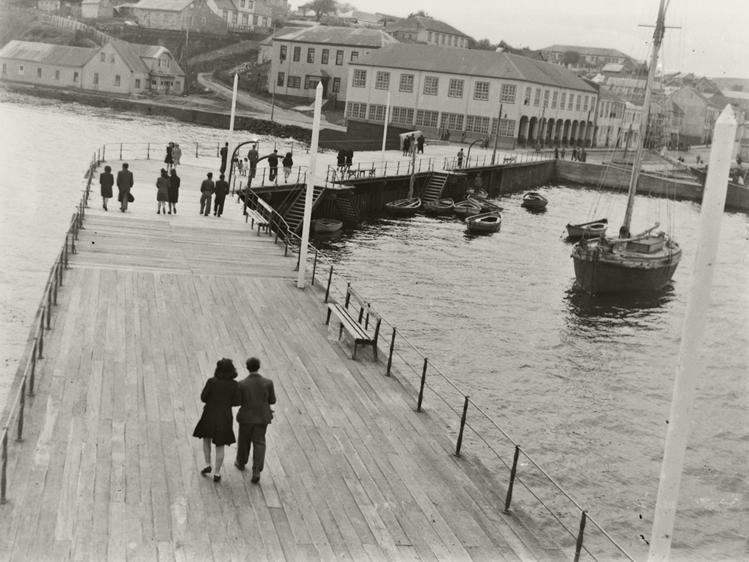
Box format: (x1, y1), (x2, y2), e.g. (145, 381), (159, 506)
(469, 195), (503, 213)
(466, 211), (502, 233)
(423, 198), (455, 216)
(313, 218), (343, 233)
(565, 218), (608, 240)
(521, 192), (548, 210)
(453, 199), (483, 219)
(385, 197), (422, 217)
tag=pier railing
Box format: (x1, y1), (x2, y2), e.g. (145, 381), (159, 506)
(241, 188), (635, 562)
(323, 158), (436, 185)
(0, 150), (98, 507)
(97, 140), (302, 165)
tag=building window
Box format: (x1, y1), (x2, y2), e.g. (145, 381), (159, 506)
(307, 48), (315, 63)
(100, 53), (105, 62)
(37, 67), (42, 78)
(399, 73), (414, 93)
(73, 71), (78, 82)
(551, 91), (558, 109)
(473, 81), (489, 101)
(280, 45), (287, 61)
(492, 118), (516, 137)
(391, 106), (414, 125)
(543, 89), (550, 107)
(375, 71), (390, 90)
(287, 75), (301, 88)
(466, 115), (490, 134)
(423, 76), (438, 95)
(428, 31), (433, 42)
(1, 63), (6, 75)
(560, 92), (567, 109)
(448, 79), (464, 98)
(583, 95), (588, 111)
(568, 93), (574, 110)
(440, 112), (463, 131)
(415, 109), (439, 128)
(335, 50), (343, 65)
(350, 51), (358, 62)
(109, 54), (115, 63)
(332, 77), (340, 93)
(304, 75), (319, 90)
(575, 94), (581, 111)
(524, 86), (531, 105)
(242, 13), (248, 25)
(346, 102), (367, 119)
(93, 72), (99, 85)
(277, 71), (284, 86)
(114, 74), (121, 86)
(352, 69), (366, 88)
(368, 104), (386, 121)
(533, 88), (541, 106)
(321, 49), (329, 64)
(135, 78), (141, 89)
(292, 46), (300, 62)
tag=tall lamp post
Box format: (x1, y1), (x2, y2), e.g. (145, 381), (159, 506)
(490, 101), (505, 165)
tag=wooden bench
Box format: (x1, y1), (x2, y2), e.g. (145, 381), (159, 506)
(246, 208), (269, 235)
(325, 284), (381, 360)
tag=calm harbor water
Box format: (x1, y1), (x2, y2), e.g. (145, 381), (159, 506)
(1, 92), (747, 560)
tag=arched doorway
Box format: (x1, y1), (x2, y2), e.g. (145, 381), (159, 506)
(555, 120), (563, 145)
(563, 120), (571, 145)
(570, 121), (579, 145)
(546, 118), (555, 145)
(518, 116), (529, 146)
(528, 117), (538, 144)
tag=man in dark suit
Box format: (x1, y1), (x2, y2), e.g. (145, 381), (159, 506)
(234, 357), (276, 483)
(116, 162), (134, 212)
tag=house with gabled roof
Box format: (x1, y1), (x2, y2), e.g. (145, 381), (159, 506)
(268, 26), (397, 103)
(0, 39), (185, 95)
(540, 44), (636, 72)
(208, 0), (272, 32)
(81, 0), (114, 19)
(129, 0), (227, 33)
(345, 43), (598, 147)
(383, 15), (470, 49)
(668, 86), (728, 145)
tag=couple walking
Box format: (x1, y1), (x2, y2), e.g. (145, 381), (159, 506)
(193, 357), (276, 483)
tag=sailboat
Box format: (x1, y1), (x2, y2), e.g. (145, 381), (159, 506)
(571, 0), (681, 294)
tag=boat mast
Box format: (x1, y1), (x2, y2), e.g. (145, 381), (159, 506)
(620, 0), (667, 237)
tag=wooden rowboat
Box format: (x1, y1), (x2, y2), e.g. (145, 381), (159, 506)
(521, 191), (548, 209)
(565, 218), (608, 240)
(313, 218), (343, 233)
(468, 195), (504, 213)
(423, 198), (455, 216)
(453, 199), (483, 219)
(466, 211), (502, 233)
(385, 197), (422, 217)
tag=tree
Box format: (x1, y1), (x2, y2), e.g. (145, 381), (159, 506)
(470, 38), (495, 51)
(299, 0), (338, 21)
(407, 10), (430, 17)
(562, 50), (581, 67)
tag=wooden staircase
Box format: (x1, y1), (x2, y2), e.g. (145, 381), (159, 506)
(283, 185), (326, 232)
(421, 172), (449, 202)
(334, 195), (359, 224)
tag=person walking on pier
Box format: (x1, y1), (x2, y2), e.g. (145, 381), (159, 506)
(164, 142), (174, 171)
(214, 173), (229, 217)
(116, 163), (134, 212)
(282, 152), (293, 182)
(168, 169), (180, 214)
(345, 148), (354, 172)
(402, 136), (410, 156)
(267, 149), (279, 182)
(200, 172), (215, 216)
(456, 148), (464, 168)
(173, 143), (182, 166)
(220, 142), (229, 174)
(193, 358), (239, 482)
(336, 148), (346, 172)
(248, 144), (259, 178)
(156, 168), (169, 215)
(234, 357), (276, 484)
(99, 165), (114, 211)
(417, 134), (425, 154)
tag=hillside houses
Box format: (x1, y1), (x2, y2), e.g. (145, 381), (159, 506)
(209, 0), (272, 32)
(126, 0), (228, 33)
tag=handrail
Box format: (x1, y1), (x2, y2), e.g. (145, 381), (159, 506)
(1, 148), (99, 505)
(243, 183), (635, 562)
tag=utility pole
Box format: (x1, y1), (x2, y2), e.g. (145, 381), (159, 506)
(490, 101), (504, 165)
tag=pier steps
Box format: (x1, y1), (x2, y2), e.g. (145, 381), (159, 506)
(0, 159), (567, 561)
(421, 172), (449, 202)
(283, 185), (326, 232)
(333, 194), (360, 223)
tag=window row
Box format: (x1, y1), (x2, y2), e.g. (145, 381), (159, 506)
(426, 31), (466, 48)
(279, 45), (351, 66)
(277, 72), (340, 93)
(1, 64), (157, 90)
(522, 87), (593, 112)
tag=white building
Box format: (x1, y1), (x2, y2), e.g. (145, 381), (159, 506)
(268, 26), (397, 103)
(345, 43), (598, 147)
(209, 0), (272, 31)
(591, 84), (627, 148)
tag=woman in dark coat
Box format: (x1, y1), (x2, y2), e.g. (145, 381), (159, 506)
(164, 142), (174, 171)
(156, 168), (169, 215)
(193, 358), (239, 481)
(99, 165), (114, 211)
(168, 169), (180, 214)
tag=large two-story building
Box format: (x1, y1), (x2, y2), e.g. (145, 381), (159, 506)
(268, 26), (397, 103)
(344, 43), (598, 147)
(541, 44), (635, 72)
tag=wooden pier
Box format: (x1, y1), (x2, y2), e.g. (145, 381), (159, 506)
(0, 160), (567, 561)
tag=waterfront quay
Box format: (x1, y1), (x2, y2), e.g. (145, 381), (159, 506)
(0, 156), (641, 561)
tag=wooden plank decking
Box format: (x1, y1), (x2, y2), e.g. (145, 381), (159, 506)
(0, 161), (564, 561)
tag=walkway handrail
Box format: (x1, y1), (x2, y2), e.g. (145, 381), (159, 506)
(245, 184), (635, 562)
(323, 157), (435, 186)
(98, 140), (303, 164)
(0, 149), (99, 506)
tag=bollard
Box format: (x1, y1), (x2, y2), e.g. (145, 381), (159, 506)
(29, 347), (36, 396)
(16, 379), (25, 441)
(504, 445), (521, 512)
(147, 142), (150, 160)
(416, 358), (428, 412)
(573, 511), (588, 562)
(312, 250), (318, 285)
(1, 431), (7, 504)
(324, 266), (333, 303)
(386, 327), (396, 376)
(455, 396), (469, 457)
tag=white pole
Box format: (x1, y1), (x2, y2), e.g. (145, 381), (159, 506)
(297, 83), (322, 289)
(647, 105), (737, 562)
(381, 91), (391, 166)
(227, 73), (238, 168)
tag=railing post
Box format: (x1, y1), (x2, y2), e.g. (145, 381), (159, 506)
(312, 250), (318, 285)
(29, 346), (36, 397)
(396, 161), (400, 175)
(63, 235), (69, 270)
(386, 327), (396, 376)
(455, 396), (469, 457)
(102, 145), (106, 161)
(46, 289), (52, 329)
(16, 379), (25, 441)
(383, 162), (387, 176)
(1, 431), (7, 504)
(416, 358), (428, 412)
(324, 265), (333, 303)
(195, 142), (199, 158)
(53, 264), (59, 304)
(119, 143), (122, 160)
(504, 445), (521, 512)
(147, 142), (150, 160)
(573, 511), (588, 562)
(38, 316), (44, 358)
